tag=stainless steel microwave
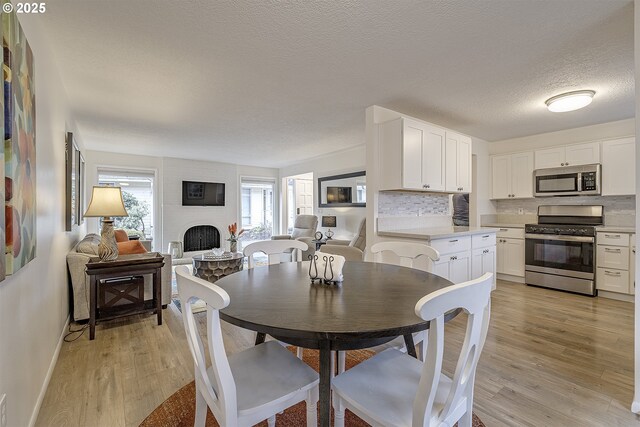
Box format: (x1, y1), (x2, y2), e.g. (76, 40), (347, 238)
(533, 164), (600, 197)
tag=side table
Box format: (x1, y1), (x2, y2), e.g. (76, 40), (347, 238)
(85, 253), (165, 340)
(192, 252), (244, 283)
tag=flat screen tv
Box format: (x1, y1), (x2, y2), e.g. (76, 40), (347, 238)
(326, 186), (352, 204)
(182, 181), (225, 206)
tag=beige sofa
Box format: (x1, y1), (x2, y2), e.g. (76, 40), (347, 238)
(67, 233), (172, 321)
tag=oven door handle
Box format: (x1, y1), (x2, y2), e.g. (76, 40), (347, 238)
(525, 233), (594, 243)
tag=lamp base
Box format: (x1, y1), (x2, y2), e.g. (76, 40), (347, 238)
(98, 218), (119, 261)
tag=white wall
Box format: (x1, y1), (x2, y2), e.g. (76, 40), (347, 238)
(632, 0), (639, 415)
(280, 145), (366, 240)
(0, 15), (85, 427)
(84, 151), (278, 251)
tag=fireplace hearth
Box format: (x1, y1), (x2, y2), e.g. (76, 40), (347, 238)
(183, 225), (221, 252)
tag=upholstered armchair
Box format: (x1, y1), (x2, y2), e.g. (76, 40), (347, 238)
(321, 218), (366, 261)
(272, 214), (319, 260)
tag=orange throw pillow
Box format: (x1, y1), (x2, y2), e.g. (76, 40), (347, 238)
(114, 229), (129, 243)
(117, 240), (148, 255)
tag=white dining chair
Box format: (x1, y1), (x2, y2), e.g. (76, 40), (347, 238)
(243, 239), (309, 359)
(370, 241), (441, 361)
(331, 272), (493, 427)
(244, 239), (308, 268)
(175, 266), (319, 427)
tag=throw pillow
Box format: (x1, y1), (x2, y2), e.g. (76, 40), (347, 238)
(117, 240), (148, 255)
(75, 235), (100, 255)
(114, 229), (129, 243)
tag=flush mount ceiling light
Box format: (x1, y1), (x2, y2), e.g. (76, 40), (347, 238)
(545, 90), (595, 113)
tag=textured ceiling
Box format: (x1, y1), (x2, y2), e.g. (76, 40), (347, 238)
(40, 0), (634, 168)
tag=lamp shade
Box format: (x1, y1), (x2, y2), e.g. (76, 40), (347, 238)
(84, 186), (128, 217)
(322, 216), (337, 228)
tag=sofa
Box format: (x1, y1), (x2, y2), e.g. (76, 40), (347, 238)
(67, 233), (172, 321)
(272, 214), (318, 260)
(320, 218), (366, 261)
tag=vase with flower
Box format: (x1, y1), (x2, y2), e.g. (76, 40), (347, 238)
(227, 222), (244, 253)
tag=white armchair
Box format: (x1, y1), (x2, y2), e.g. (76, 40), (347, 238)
(272, 214), (318, 260)
(321, 218), (366, 261)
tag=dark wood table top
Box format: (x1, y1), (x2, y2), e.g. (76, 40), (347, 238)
(86, 252), (164, 273)
(217, 261), (456, 346)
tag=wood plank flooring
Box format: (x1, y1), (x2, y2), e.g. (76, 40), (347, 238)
(36, 280), (640, 426)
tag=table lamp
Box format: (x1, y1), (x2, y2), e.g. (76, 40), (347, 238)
(322, 215), (337, 240)
(84, 186), (129, 261)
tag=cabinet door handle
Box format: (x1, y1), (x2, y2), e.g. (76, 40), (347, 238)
(604, 234), (621, 239)
(561, 162), (565, 166)
(425, 184), (430, 189)
(483, 249), (489, 254)
(449, 239), (458, 243)
(500, 228), (508, 232)
(565, 162), (569, 166)
(633, 249), (636, 254)
(604, 248), (622, 253)
(604, 270), (622, 276)
(482, 235), (490, 238)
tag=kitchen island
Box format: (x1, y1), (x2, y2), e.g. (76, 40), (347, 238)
(377, 226), (498, 285)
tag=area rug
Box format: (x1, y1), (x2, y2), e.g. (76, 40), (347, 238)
(139, 348), (486, 426)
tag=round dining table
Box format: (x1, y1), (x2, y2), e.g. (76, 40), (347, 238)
(216, 260), (458, 427)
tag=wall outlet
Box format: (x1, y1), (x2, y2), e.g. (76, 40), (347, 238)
(518, 208), (524, 215)
(0, 393), (6, 427)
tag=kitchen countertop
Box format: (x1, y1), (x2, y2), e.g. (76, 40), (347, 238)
(481, 223), (526, 229)
(596, 226), (636, 234)
(378, 226), (499, 240)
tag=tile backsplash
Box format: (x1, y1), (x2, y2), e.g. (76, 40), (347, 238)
(378, 191), (451, 217)
(495, 195), (635, 226)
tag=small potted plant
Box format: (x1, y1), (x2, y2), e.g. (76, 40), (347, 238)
(227, 222), (244, 253)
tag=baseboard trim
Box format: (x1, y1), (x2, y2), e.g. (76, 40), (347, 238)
(28, 315), (70, 427)
(497, 273), (525, 284)
(598, 290), (634, 303)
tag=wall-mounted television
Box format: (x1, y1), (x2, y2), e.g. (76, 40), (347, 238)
(182, 181), (225, 206)
(326, 186), (352, 204)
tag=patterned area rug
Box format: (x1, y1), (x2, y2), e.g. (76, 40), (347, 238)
(139, 348), (486, 426)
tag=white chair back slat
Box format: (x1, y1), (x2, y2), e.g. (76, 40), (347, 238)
(413, 272), (493, 425)
(243, 240), (309, 268)
(370, 241), (440, 269)
(175, 265), (238, 425)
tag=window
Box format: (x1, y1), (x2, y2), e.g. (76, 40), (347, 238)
(98, 169), (155, 243)
(239, 178), (276, 244)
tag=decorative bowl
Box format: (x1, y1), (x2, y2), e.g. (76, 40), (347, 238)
(211, 248), (225, 257)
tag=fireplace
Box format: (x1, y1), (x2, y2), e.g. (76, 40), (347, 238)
(183, 225), (221, 252)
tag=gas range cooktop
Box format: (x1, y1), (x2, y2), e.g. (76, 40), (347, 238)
(524, 223), (597, 237)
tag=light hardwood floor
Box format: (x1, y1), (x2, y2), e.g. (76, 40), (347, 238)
(36, 280), (639, 427)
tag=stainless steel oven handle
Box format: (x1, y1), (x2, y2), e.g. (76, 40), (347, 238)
(525, 233), (594, 243)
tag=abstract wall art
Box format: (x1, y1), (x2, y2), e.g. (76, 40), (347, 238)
(3, 3), (36, 275)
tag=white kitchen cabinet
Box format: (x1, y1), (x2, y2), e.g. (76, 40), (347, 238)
(601, 137), (635, 196)
(596, 231), (634, 296)
(534, 142), (600, 169)
(490, 152), (534, 199)
(472, 246), (496, 285)
(630, 235), (635, 295)
(378, 117), (471, 193)
(497, 238), (525, 277)
(433, 250), (471, 284)
(445, 131), (472, 193)
(535, 147), (566, 169)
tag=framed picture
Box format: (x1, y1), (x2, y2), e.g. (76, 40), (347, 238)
(77, 151), (85, 225)
(65, 132), (77, 231)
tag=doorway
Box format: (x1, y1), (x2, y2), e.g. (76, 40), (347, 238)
(284, 172), (314, 234)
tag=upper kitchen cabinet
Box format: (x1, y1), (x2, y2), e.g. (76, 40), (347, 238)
(378, 117), (471, 193)
(534, 142), (600, 169)
(490, 151), (534, 199)
(601, 137), (635, 196)
(445, 131), (472, 193)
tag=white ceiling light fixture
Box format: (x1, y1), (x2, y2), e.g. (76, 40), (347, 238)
(545, 90), (595, 113)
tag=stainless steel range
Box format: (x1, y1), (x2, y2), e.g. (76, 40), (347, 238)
(525, 205), (603, 296)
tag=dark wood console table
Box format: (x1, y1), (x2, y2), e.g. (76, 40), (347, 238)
(85, 253), (165, 340)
